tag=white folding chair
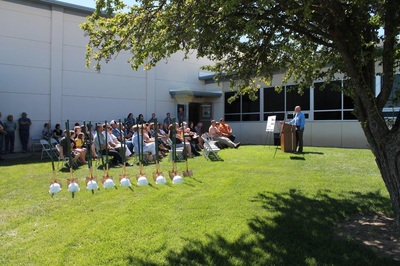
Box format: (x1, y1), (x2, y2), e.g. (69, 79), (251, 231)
(166, 138), (185, 161)
(50, 138), (58, 147)
(40, 139), (58, 160)
(201, 133), (221, 161)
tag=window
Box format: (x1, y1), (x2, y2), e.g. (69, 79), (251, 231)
(286, 85), (310, 111)
(224, 79), (357, 121)
(384, 74), (400, 108)
(314, 80), (356, 120)
(224, 90), (260, 121)
(224, 91), (240, 114)
(314, 81), (341, 110)
(264, 87), (284, 112)
(264, 87), (285, 121)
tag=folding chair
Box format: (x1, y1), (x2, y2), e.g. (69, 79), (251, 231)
(166, 138), (185, 161)
(40, 139), (58, 160)
(133, 147), (153, 164)
(50, 138), (58, 147)
(55, 144), (79, 169)
(201, 133), (222, 161)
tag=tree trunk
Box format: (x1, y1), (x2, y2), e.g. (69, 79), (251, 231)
(363, 125), (400, 225)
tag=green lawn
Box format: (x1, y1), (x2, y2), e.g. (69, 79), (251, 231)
(0, 146), (397, 265)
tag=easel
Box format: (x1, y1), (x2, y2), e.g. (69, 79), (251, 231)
(265, 115), (276, 146)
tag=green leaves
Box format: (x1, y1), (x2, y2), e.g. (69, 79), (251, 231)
(81, 0), (399, 105)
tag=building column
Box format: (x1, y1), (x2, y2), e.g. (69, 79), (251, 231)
(145, 66), (156, 119)
(50, 6), (64, 126)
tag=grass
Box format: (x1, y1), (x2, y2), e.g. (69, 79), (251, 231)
(0, 146), (398, 265)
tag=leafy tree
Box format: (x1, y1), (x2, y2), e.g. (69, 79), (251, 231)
(81, 0), (400, 222)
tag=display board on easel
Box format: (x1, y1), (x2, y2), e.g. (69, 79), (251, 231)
(266, 115), (276, 133)
(265, 115), (276, 145)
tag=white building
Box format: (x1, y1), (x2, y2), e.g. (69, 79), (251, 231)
(1, 0), (373, 152)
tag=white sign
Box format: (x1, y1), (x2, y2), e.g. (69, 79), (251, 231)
(266, 115), (276, 132)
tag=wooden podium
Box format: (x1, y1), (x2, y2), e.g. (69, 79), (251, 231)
(280, 123), (297, 152)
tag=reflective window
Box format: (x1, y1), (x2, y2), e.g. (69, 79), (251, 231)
(224, 90), (260, 121)
(286, 85), (310, 111)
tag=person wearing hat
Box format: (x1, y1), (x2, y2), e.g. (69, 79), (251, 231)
(18, 112), (31, 153)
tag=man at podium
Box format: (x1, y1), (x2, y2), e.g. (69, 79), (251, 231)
(289, 106), (305, 153)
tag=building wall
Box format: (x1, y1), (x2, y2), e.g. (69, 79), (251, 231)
(0, 0), (216, 151)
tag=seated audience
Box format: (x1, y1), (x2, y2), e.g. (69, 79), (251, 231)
(169, 123), (193, 157)
(148, 113), (156, 123)
(125, 113), (135, 130)
(104, 124), (132, 158)
(75, 132), (85, 149)
(42, 123), (52, 141)
(218, 118), (236, 142)
(143, 124), (168, 158)
(83, 124), (98, 158)
(209, 120), (240, 148)
(59, 130), (86, 165)
(137, 113), (146, 124)
(189, 121), (204, 149)
(94, 124), (128, 166)
(194, 122), (203, 136)
(132, 125), (156, 161)
(110, 120), (123, 141)
(69, 131), (87, 164)
(52, 123), (64, 143)
(183, 122), (200, 156)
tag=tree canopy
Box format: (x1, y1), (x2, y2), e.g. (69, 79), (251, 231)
(82, 0), (398, 100)
(82, 0), (400, 222)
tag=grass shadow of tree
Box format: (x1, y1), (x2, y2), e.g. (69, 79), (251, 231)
(0, 154), (43, 166)
(128, 189), (398, 265)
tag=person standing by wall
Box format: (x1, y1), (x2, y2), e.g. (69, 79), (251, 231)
(163, 112), (172, 132)
(18, 112), (31, 153)
(4, 115), (17, 153)
(177, 107), (185, 126)
(289, 106), (305, 153)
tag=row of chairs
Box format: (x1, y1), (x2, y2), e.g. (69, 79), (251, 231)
(40, 139), (81, 169)
(40, 134), (222, 168)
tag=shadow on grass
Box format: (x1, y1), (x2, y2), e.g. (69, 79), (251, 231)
(0, 153), (43, 166)
(303, 151), (324, 155)
(204, 153), (224, 162)
(290, 156), (306, 160)
(128, 190), (398, 265)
